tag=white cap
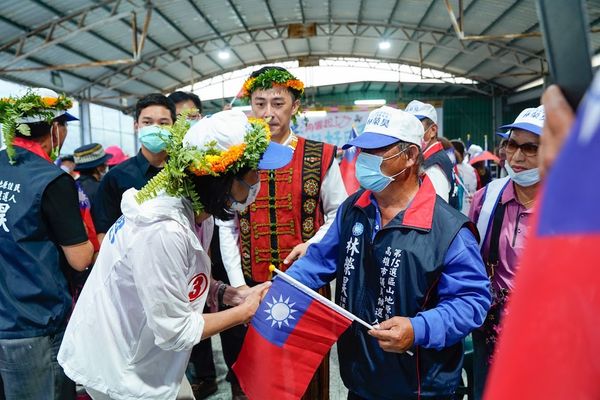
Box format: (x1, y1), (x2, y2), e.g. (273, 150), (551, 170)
(498, 105), (545, 136)
(17, 88), (78, 123)
(468, 144), (483, 158)
(404, 100), (438, 125)
(183, 109), (292, 170)
(184, 109), (248, 151)
(343, 106), (424, 149)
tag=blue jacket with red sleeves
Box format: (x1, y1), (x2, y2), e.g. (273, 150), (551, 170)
(287, 177), (490, 399)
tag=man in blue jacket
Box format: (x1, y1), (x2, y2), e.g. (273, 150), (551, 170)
(286, 106), (491, 400)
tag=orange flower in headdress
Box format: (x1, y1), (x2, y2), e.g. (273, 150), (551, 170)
(41, 97), (58, 107)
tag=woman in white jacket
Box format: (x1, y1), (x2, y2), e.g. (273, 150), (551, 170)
(58, 110), (292, 400)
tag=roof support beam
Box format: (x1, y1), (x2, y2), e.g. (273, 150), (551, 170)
(226, 0), (267, 61)
(463, 21), (541, 78)
(421, 0), (479, 66)
(0, 45), (133, 99)
(89, 0), (186, 86)
(351, 0), (366, 56)
(494, 15), (600, 84)
(0, 15), (159, 94)
(186, 1), (245, 66)
(78, 21), (530, 95)
(327, 0), (332, 53)
(264, 0), (277, 26)
(386, 0), (402, 28)
(152, 7), (204, 79)
(18, 0), (176, 93)
(444, 0), (541, 42)
(299, 0), (306, 24)
(0, 0), (117, 52)
(397, 0), (437, 61)
(0, 11), (131, 71)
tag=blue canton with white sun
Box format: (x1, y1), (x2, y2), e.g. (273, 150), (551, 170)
(253, 278), (314, 346)
(265, 294), (298, 328)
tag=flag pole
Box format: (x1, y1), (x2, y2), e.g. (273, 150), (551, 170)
(269, 265), (374, 330)
(270, 265), (415, 357)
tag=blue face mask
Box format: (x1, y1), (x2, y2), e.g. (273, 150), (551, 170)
(505, 162), (540, 187)
(355, 148), (408, 193)
(138, 125), (171, 153)
(188, 119), (199, 127)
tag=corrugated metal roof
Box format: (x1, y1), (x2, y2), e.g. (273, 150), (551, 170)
(0, 0), (598, 110)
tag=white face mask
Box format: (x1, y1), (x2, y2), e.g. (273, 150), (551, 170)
(505, 163), (540, 187)
(421, 124), (434, 149)
(228, 179), (261, 213)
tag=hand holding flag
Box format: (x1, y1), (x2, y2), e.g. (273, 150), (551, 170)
(233, 266), (363, 400)
(368, 316), (415, 354)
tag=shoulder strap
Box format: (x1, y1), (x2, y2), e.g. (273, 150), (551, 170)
(476, 176), (510, 249)
(486, 200), (506, 277)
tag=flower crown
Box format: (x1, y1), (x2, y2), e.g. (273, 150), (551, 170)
(135, 114), (271, 214)
(237, 68), (304, 102)
(0, 90), (73, 164)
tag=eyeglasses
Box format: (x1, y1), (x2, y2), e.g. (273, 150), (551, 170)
(505, 139), (539, 157)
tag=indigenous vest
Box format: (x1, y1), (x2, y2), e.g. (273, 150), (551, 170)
(424, 142), (460, 210)
(0, 147), (71, 339)
(239, 136), (336, 283)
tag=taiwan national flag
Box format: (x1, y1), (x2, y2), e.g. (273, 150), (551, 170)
(485, 77), (600, 399)
(340, 125), (360, 194)
(233, 277), (352, 400)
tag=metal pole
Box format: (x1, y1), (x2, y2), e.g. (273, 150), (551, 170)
(79, 100), (92, 145)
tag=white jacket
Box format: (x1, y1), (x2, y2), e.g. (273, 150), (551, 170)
(58, 189), (213, 400)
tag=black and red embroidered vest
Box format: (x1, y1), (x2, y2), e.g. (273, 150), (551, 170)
(238, 136), (336, 282)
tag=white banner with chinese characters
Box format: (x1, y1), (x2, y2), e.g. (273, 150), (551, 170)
(294, 111), (370, 148)
(293, 106), (443, 147)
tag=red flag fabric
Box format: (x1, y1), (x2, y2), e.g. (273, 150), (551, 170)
(484, 80), (600, 399)
(340, 126), (360, 194)
(233, 278), (352, 400)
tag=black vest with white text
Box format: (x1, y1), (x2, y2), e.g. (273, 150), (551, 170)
(0, 147), (72, 339)
(335, 186), (470, 399)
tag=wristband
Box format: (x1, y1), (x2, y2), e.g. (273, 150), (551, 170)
(217, 283), (228, 307)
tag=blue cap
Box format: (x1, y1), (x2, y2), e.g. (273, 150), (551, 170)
(498, 106), (545, 136)
(342, 132), (400, 150)
(258, 141), (293, 169)
(62, 111), (79, 122)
